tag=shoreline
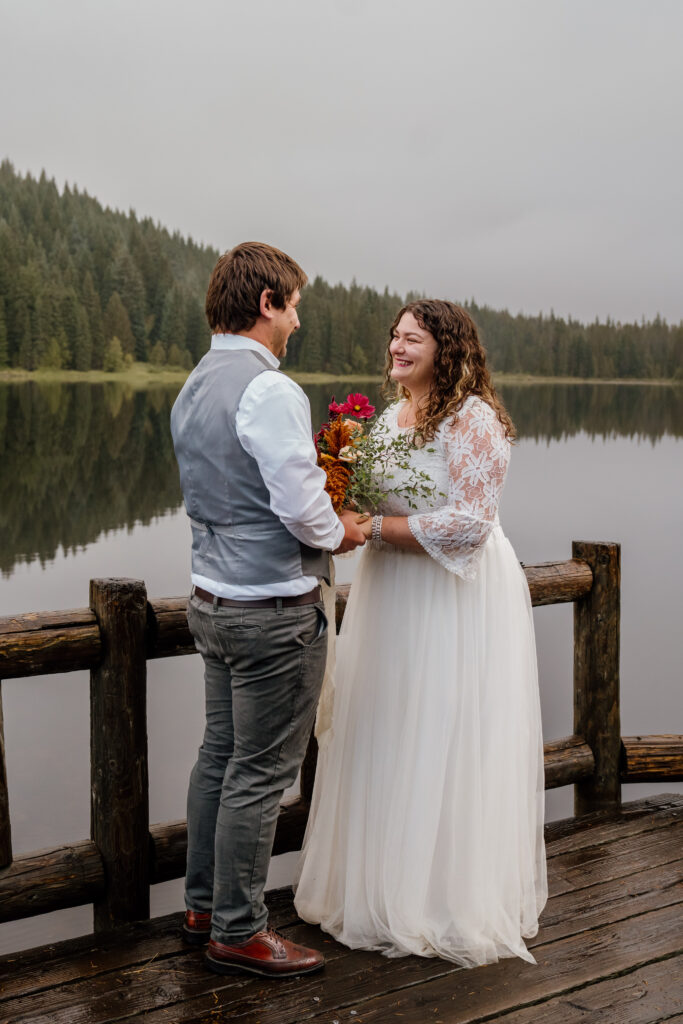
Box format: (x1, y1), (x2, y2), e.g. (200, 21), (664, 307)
(0, 365), (679, 388)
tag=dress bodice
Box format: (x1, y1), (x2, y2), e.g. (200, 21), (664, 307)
(372, 401), (452, 517)
(371, 396), (511, 581)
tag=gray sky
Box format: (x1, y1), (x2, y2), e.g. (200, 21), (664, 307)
(1, 0), (681, 323)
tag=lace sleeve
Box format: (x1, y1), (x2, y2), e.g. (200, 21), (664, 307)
(407, 397), (510, 580)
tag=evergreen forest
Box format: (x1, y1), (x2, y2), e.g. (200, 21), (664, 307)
(1, 161), (681, 379)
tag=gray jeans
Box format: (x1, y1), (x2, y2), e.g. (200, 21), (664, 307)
(184, 591), (328, 943)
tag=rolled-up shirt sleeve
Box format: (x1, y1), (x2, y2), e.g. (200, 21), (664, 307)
(236, 371), (345, 552)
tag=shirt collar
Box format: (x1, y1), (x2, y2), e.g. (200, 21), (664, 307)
(211, 333), (280, 369)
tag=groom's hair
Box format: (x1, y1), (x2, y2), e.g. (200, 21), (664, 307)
(205, 242), (308, 334)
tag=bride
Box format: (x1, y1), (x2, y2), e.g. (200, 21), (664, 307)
(294, 299), (548, 967)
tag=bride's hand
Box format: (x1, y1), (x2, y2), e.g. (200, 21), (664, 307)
(357, 515), (373, 540)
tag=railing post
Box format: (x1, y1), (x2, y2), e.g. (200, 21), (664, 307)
(0, 681), (12, 868)
(90, 578), (150, 930)
(573, 541), (621, 816)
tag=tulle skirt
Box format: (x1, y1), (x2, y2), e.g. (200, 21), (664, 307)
(294, 527), (548, 966)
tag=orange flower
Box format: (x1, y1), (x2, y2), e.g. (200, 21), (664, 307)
(322, 418), (354, 458)
(324, 460), (351, 513)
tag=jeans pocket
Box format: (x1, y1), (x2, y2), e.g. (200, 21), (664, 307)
(213, 620), (263, 657)
(296, 603), (328, 648)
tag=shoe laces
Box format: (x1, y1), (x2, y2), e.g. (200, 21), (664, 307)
(264, 928), (288, 957)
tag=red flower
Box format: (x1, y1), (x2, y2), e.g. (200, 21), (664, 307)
(328, 397), (344, 418)
(337, 393), (376, 419)
(314, 422), (329, 451)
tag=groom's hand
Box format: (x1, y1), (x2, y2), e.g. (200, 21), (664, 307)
(334, 510), (368, 554)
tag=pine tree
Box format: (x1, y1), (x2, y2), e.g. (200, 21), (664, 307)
(39, 336), (63, 370)
(159, 286), (187, 351)
(104, 292), (135, 355)
(149, 341), (166, 366)
(166, 342), (184, 367)
(185, 296), (209, 364)
(103, 336), (124, 372)
(108, 246), (147, 360)
(81, 272), (104, 365)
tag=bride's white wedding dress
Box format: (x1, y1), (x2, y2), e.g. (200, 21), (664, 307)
(294, 396), (547, 967)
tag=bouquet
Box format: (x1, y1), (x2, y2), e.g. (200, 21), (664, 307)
(314, 392), (440, 514)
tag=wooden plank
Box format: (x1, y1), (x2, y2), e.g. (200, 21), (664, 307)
(0, 841), (103, 923)
(544, 794), (683, 855)
(5, 835), (677, 1000)
(538, 855), (683, 943)
(90, 578), (150, 931)
(548, 823), (682, 899)
(2, 852), (681, 1022)
(0, 889), (299, 1001)
(573, 540), (621, 815)
(622, 735), (683, 782)
(79, 900), (683, 1024)
(353, 954), (683, 1024)
(0, 920), (348, 1024)
(544, 735), (594, 789)
(0, 682), (11, 868)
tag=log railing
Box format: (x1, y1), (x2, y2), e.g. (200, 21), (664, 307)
(0, 541), (681, 931)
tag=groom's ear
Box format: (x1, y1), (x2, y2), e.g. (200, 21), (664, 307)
(259, 289), (275, 320)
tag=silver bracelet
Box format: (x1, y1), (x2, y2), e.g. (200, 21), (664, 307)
(371, 515), (384, 542)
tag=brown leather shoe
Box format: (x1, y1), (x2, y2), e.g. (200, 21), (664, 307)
(206, 929), (325, 978)
(183, 909), (212, 945)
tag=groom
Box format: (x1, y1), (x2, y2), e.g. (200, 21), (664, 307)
(170, 242), (366, 978)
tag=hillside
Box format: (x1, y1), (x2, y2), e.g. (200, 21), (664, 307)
(0, 162), (680, 378)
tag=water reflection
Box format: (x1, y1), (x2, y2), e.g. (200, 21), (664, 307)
(498, 383), (683, 443)
(0, 380), (680, 576)
(0, 382), (181, 576)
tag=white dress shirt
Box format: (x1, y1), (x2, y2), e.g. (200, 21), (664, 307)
(191, 334), (344, 599)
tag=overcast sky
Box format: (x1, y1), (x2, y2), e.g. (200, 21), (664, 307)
(1, 0), (681, 324)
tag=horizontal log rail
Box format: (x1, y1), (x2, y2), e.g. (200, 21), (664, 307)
(620, 735), (683, 782)
(4, 729), (681, 925)
(0, 733), (596, 924)
(0, 841), (104, 923)
(0, 542), (680, 937)
(0, 558), (593, 681)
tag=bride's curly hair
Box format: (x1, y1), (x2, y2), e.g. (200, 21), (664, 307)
(382, 300), (516, 443)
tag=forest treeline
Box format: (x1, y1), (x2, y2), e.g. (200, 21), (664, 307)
(1, 161), (681, 379)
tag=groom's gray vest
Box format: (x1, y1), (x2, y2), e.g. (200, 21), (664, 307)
(170, 347), (331, 587)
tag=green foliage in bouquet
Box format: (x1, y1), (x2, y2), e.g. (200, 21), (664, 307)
(344, 416), (444, 514)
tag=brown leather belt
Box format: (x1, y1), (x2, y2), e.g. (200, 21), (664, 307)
(193, 585), (321, 609)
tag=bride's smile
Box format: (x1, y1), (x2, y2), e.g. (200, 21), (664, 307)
(389, 311), (438, 398)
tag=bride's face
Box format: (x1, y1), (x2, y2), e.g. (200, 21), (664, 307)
(389, 312), (438, 395)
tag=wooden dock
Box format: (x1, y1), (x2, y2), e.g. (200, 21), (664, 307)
(1, 794), (681, 1024)
(1, 543), (682, 1022)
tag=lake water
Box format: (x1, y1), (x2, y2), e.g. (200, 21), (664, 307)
(0, 379), (681, 954)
